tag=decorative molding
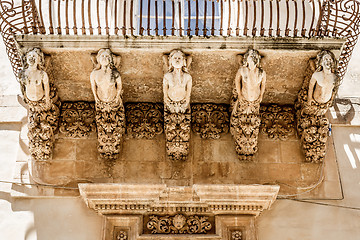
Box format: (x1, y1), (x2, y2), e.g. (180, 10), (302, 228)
(232, 231), (243, 240)
(260, 104), (295, 140)
(125, 103), (163, 139)
(230, 49), (266, 160)
(191, 104), (229, 139)
(163, 50), (192, 161)
(59, 102), (96, 138)
(295, 51), (339, 163)
(147, 214), (212, 234)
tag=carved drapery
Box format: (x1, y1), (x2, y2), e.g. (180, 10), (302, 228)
(59, 102), (96, 138)
(147, 214), (212, 234)
(295, 51), (339, 163)
(260, 104), (295, 140)
(192, 104), (229, 139)
(125, 103), (163, 138)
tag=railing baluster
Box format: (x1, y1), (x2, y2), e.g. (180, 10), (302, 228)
(293, 0), (297, 36)
(227, 0), (231, 36)
(203, 0), (207, 36)
(276, 0), (280, 36)
(96, 0), (100, 34)
(130, 0), (134, 35)
(236, 0), (240, 36)
(49, 0), (54, 34)
(29, 0), (38, 34)
(123, 0), (127, 35)
(82, 0), (86, 34)
(252, 0), (257, 36)
(155, 0), (159, 35)
(244, 0), (248, 36)
(65, 0), (70, 34)
(148, 0), (152, 35)
(115, 0), (119, 34)
(178, 0), (182, 36)
(163, 0), (166, 35)
(260, 0), (264, 36)
(269, 0), (273, 36)
(105, 0), (109, 34)
(285, 0), (289, 36)
(332, 0), (338, 36)
(171, 0), (175, 35)
(315, 0), (323, 36)
(56, 0), (61, 35)
(140, 0), (144, 35)
(211, 0), (215, 36)
(38, 0), (46, 34)
(220, 0), (223, 35)
(309, 0), (315, 36)
(301, 0), (306, 36)
(187, 0), (191, 35)
(73, 0), (78, 34)
(88, 0), (93, 35)
(195, 0), (199, 35)
(21, 0), (29, 34)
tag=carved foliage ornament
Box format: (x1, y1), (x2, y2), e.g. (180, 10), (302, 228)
(21, 48), (60, 160)
(260, 104), (295, 140)
(125, 103), (163, 138)
(230, 49), (266, 160)
(147, 214), (212, 234)
(232, 230), (243, 240)
(90, 49), (125, 160)
(116, 231), (127, 240)
(192, 104), (229, 139)
(59, 102), (96, 138)
(163, 50), (192, 161)
(295, 50), (339, 163)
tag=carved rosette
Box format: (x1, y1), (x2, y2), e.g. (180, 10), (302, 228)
(59, 102), (96, 138)
(260, 104), (295, 140)
(295, 52), (339, 163)
(230, 97), (261, 160)
(164, 109), (191, 161)
(125, 103), (163, 138)
(232, 230), (243, 240)
(147, 214), (212, 234)
(27, 84), (60, 161)
(191, 104), (229, 139)
(95, 101), (125, 160)
(116, 231), (127, 240)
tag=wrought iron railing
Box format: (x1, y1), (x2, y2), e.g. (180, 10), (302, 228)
(0, 0), (359, 81)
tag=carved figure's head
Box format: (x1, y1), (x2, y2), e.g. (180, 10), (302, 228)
(172, 214), (186, 229)
(316, 50), (337, 73)
(243, 49), (261, 69)
(96, 48), (114, 68)
(168, 50), (187, 71)
(25, 48), (44, 69)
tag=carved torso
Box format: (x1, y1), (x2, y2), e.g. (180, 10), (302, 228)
(311, 71), (336, 104)
(91, 68), (121, 103)
(164, 71), (191, 102)
(239, 67), (264, 102)
(24, 67), (46, 102)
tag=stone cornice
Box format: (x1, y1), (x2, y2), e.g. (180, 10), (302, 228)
(79, 184), (279, 216)
(15, 35), (346, 51)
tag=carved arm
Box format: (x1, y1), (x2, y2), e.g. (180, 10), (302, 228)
(90, 73), (100, 103)
(307, 75), (316, 105)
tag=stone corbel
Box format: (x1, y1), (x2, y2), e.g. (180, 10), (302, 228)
(163, 50), (192, 161)
(90, 49), (125, 160)
(230, 49), (266, 160)
(20, 48), (60, 160)
(79, 184), (279, 240)
(295, 50), (339, 163)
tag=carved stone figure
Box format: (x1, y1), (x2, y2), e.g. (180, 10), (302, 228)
(295, 50), (339, 163)
(230, 49), (266, 160)
(90, 49), (125, 160)
(20, 48), (60, 160)
(163, 50), (192, 161)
